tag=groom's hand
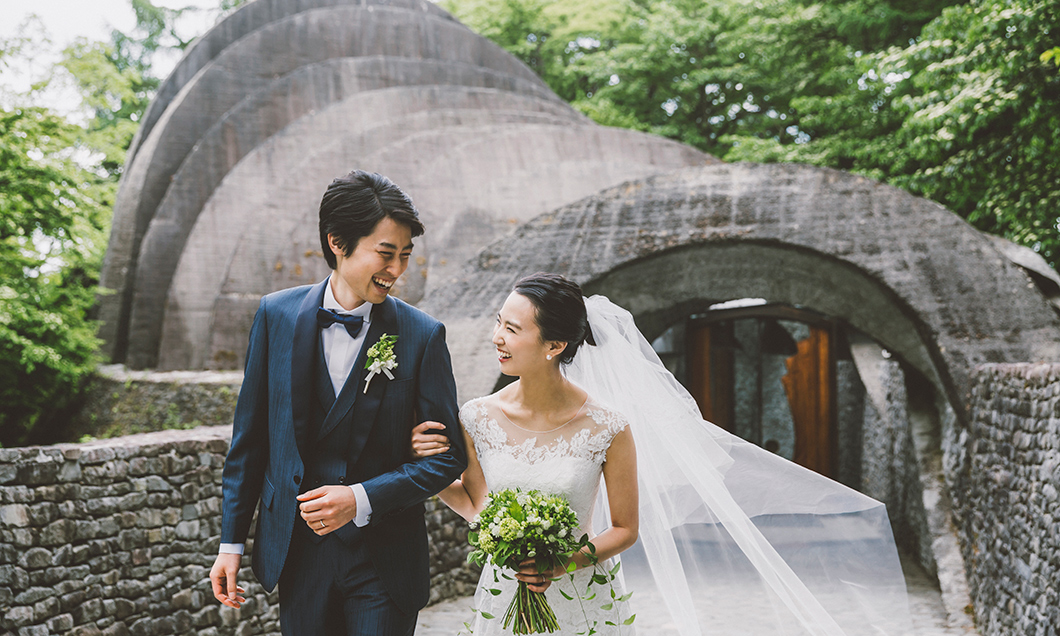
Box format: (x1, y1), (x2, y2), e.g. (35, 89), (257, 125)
(210, 553), (246, 608)
(297, 485), (357, 535)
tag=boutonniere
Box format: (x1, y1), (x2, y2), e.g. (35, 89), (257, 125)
(364, 334), (398, 393)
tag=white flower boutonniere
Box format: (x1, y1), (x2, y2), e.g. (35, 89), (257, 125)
(364, 334), (398, 393)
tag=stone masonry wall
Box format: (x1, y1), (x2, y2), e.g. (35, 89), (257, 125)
(951, 364), (1060, 636)
(0, 427), (476, 636)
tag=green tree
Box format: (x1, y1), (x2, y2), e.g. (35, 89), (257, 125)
(441, 0), (960, 154)
(0, 97), (111, 446)
(733, 0), (1060, 264)
(58, 0), (198, 177)
(440, 0), (632, 103)
(0, 0), (211, 445)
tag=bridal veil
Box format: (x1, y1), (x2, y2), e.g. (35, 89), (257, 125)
(565, 296), (914, 635)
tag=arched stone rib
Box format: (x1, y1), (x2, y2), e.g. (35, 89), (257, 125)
(146, 87), (585, 369)
(154, 115), (708, 368)
(128, 0), (458, 161)
(99, 5), (562, 362)
(126, 61), (573, 367)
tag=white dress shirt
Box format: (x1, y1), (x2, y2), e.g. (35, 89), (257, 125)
(219, 276), (375, 556)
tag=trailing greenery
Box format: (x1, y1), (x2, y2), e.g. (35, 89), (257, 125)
(442, 0), (1059, 265)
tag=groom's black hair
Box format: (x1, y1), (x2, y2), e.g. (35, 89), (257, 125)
(513, 273), (595, 365)
(319, 170), (424, 269)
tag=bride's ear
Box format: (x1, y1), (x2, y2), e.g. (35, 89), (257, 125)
(547, 341), (568, 359)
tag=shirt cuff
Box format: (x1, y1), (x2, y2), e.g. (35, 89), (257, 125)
(350, 483), (373, 527)
(219, 543), (244, 555)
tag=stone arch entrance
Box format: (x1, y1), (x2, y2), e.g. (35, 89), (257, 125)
(422, 163), (1060, 419)
(421, 162), (1060, 603)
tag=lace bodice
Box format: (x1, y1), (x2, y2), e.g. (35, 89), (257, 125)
(460, 395), (628, 539)
(460, 394), (634, 635)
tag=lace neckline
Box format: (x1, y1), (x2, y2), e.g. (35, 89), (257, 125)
(497, 395), (590, 434)
(462, 398), (629, 466)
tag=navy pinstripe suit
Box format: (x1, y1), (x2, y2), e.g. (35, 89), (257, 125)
(220, 279), (467, 633)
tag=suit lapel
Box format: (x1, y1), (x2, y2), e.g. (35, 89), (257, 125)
(316, 296), (398, 442)
(291, 279), (328, 457)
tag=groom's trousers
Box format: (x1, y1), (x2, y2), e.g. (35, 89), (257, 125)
(278, 523), (417, 636)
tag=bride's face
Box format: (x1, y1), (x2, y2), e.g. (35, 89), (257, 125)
(492, 292), (555, 376)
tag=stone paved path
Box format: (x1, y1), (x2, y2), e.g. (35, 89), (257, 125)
(416, 557), (979, 636)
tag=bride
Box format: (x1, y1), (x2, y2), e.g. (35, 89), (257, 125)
(414, 273), (637, 634)
(413, 273), (914, 636)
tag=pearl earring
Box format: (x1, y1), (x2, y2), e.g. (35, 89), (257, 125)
(546, 355), (553, 360)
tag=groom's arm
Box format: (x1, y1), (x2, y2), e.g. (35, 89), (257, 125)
(359, 322), (467, 523)
(219, 297), (271, 545)
(211, 296), (270, 608)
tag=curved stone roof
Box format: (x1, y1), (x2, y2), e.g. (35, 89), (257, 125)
(420, 163), (1060, 419)
(128, 0), (458, 160)
(101, 0), (713, 368)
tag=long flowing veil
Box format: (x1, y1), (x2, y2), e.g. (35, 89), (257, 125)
(564, 296), (913, 635)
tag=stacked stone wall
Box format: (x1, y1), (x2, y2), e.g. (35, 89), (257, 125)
(0, 427), (476, 636)
(953, 364), (1060, 635)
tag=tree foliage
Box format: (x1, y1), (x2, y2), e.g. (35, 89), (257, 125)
(733, 0), (1060, 264)
(58, 0), (198, 178)
(0, 98), (111, 446)
(0, 1), (205, 445)
(442, 0), (959, 152)
(444, 0), (1059, 266)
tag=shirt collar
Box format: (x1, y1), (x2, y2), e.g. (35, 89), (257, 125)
(323, 275), (373, 319)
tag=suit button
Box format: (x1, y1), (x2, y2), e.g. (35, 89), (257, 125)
(293, 475), (301, 485)
(338, 476), (346, 485)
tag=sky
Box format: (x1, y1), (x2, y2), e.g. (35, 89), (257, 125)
(0, 0), (220, 113)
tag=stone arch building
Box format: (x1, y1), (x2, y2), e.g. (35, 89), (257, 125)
(96, 0), (712, 371)
(95, 0), (1060, 630)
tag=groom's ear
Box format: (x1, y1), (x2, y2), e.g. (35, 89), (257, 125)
(327, 233), (348, 260)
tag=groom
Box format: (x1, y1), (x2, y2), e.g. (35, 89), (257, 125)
(209, 170), (467, 635)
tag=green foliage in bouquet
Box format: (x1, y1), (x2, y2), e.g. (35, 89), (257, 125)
(466, 488), (633, 635)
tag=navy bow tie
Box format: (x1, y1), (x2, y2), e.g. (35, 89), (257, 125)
(317, 307), (365, 338)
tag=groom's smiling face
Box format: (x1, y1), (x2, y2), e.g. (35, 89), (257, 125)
(328, 216), (413, 309)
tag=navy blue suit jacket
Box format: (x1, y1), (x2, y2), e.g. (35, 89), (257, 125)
(220, 279), (467, 612)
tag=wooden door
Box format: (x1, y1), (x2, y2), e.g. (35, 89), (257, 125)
(687, 323), (734, 433)
(780, 326), (834, 477)
(686, 314), (835, 477)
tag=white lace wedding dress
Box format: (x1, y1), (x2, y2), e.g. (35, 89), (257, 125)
(461, 395), (635, 636)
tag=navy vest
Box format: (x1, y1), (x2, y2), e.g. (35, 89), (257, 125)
(296, 334), (360, 543)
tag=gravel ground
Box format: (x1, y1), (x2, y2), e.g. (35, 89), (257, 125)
(416, 556), (978, 636)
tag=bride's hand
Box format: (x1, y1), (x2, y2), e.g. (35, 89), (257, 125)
(410, 421), (450, 458)
(515, 558), (564, 593)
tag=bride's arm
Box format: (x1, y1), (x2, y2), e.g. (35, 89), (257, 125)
(576, 426), (639, 567)
(411, 423), (487, 522)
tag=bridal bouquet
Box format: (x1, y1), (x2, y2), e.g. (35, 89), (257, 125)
(467, 488), (588, 634)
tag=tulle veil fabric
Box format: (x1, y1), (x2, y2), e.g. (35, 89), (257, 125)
(565, 296), (914, 635)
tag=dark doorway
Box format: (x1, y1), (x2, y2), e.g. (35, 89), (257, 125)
(670, 305), (838, 478)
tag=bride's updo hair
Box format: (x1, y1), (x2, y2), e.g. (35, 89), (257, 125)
(513, 273), (595, 364)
